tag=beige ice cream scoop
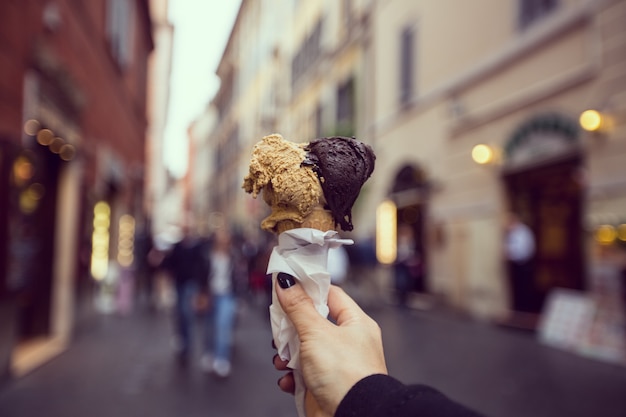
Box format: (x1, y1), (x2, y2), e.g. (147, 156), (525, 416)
(242, 133), (326, 233)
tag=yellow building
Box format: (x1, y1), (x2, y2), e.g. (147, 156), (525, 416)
(369, 0), (626, 320)
(206, 0), (625, 322)
(210, 0), (375, 239)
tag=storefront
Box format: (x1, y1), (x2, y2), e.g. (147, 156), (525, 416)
(0, 63), (84, 380)
(502, 113), (585, 315)
(0, 132), (80, 381)
(388, 164), (430, 294)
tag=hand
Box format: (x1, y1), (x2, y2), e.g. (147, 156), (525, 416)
(273, 278), (388, 417)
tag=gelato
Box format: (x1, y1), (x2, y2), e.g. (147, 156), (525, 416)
(242, 133), (375, 233)
(243, 133), (375, 417)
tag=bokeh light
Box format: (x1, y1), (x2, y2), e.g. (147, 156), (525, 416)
(579, 110), (603, 132)
(595, 224), (616, 245)
(91, 201), (111, 280)
(117, 214), (135, 267)
(23, 119), (41, 136)
(472, 144), (494, 165)
(36, 128), (54, 146)
(376, 200), (397, 264)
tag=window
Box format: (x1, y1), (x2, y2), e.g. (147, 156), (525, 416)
(399, 26), (415, 106)
(315, 104), (323, 138)
(291, 20), (323, 86)
(337, 77), (355, 135)
(106, 0), (135, 69)
(519, 0), (558, 29)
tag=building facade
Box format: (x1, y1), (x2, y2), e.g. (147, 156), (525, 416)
(145, 0), (174, 238)
(206, 0), (375, 241)
(369, 0), (626, 320)
(199, 0), (625, 323)
(0, 0), (153, 380)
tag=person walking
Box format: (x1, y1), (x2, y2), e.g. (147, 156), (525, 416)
(394, 224), (422, 309)
(160, 224), (208, 365)
(201, 227), (242, 377)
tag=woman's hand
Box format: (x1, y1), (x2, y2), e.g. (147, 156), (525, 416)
(273, 276), (388, 416)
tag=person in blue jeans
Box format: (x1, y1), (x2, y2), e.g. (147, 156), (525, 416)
(202, 227), (245, 377)
(160, 225), (208, 365)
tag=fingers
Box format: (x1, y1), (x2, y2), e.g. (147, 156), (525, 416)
(274, 348), (294, 394)
(275, 274), (330, 334)
(277, 372), (295, 394)
(273, 353), (290, 371)
(275, 274), (367, 334)
(326, 285), (367, 325)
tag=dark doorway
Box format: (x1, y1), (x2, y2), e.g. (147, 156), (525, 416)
(8, 146), (61, 341)
(503, 156), (585, 313)
(391, 164), (428, 293)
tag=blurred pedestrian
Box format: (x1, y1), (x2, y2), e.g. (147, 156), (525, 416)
(201, 227), (241, 377)
(394, 224), (421, 309)
(249, 234), (274, 306)
(134, 225), (156, 312)
(504, 211), (536, 313)
(160, 223), (208, 364)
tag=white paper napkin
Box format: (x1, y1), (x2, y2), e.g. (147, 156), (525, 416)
(267, 228), (353, 417)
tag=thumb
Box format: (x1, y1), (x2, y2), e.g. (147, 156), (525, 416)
(275, 273), (329, 336)
(327, 285), (368, 326)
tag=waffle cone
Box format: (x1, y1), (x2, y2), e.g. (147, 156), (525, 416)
(275, 207), (336, 234)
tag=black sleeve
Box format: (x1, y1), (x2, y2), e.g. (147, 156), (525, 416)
(335, 374), (484, 417)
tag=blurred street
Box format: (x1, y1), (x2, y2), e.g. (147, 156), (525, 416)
(1, 2), (626, 416)
(0, 293), (625, 417)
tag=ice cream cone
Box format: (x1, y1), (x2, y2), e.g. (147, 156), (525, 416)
(275, 206), (336, 234)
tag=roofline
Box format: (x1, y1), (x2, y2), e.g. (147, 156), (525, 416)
(215, 0), (246, 77)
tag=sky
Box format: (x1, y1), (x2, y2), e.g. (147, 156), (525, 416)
(163, 1), (241, 178)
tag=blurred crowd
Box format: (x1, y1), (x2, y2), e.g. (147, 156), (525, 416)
(122, 223), (385, 377)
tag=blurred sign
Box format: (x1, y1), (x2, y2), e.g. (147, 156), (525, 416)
(538, 289), (595, 350)
(538, 288), (626, 366)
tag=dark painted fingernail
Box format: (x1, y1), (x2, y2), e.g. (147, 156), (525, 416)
(277, 272), (296, 289)
(272, 353), (279, 364)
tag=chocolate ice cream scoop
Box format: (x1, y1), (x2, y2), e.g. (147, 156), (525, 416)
(304, 136), (375, 231)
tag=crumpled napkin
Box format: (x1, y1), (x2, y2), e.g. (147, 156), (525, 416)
(267, 228), (353, 417)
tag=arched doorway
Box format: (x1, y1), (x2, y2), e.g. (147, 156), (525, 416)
(390, 164), (429, 294)
(502, 113), (585, 314)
